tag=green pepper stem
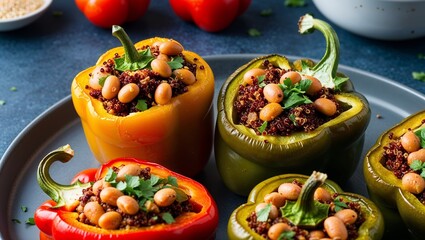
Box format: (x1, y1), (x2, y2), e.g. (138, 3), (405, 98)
(298, 14), (340, 89)
(112, 25), (142, 64)
(281, 171), (330, 227)
(37, 144), (91, 208)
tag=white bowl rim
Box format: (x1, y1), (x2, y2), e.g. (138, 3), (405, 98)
(0, 0), (53, 23)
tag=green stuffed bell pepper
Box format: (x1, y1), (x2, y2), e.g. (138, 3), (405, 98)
(215, 14), (371, 196)
(364, 110), (425, 239)
(228, 171), (384, 239)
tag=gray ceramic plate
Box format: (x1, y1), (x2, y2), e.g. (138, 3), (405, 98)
(1, 54), (425, 240)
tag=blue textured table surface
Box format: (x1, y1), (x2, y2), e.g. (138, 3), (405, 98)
(1, 0), (425, 239)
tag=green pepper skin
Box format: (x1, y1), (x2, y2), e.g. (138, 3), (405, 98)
(228, 173), (384, 240)
(215, 54), (370, 196)
(364, 110), (425, 239)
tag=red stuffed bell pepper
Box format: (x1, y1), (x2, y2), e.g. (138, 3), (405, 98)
(169, 0), (251, 32)
(34, 145), (219, 240)
(75, 0), (150, 28)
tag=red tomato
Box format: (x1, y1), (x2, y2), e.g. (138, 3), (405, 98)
(75, 0), (150, 28)
(169, 0), (251, 32)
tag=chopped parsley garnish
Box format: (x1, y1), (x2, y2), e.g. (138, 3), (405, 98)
(20, 206), (28, 212)
(0, 100), (6, 105)
(333, 198), (348, 212)
(10, 86), (17, 91)
(256, 203), (271, 222)
(167, 56), (184, 70)
(284, 0), (306, 7)
(248, 28), (261, 37)
(104, 167), (188, 215)
(258, 121), (268, 134)
(12, 219), (21, 224)
(415, 128), (425, 148)
(161, 212), (175, 224)
(410, 160), (425, 178)
(257, 75), (266, 87)
(26, 217), (35, 225)
(280, 78), (312, 108)
(136, 99), (148, 111)
(413, 71), (425, 82)
(278, 230), (296, 240)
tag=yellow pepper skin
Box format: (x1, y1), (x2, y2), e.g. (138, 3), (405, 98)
(364, 110), (425, 239)
(71, 36), (214, 177)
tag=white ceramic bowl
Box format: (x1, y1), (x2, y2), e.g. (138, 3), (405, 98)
(312, 0), (425, 41)
(0, 0), (52, 32)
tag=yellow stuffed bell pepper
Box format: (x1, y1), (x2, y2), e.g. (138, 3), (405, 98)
(71, 26), (214, 177)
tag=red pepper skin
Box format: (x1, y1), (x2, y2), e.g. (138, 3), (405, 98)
(34, 158), (219, 240)
(70, 168), (97, 184)
(75, 0), (150, 28)
(169, 0), (251, 32)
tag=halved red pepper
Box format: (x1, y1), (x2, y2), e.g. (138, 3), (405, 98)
(34, 145), (219, 240)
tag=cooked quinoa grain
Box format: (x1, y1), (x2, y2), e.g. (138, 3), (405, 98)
(0, 0), (44, 19)
(234, 60), (343, 136)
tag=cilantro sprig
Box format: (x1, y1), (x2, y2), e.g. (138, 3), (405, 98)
(333, 198), (348, 212)
(104, 167), (188, 223)
(410, 160), (425, 178)
(414, 128), (425, 148)
(280, 77), (313, 108)
(256, 203), (271, 222)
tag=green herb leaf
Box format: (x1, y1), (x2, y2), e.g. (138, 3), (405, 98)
(20, 206), (28, 212)
(414, 128), (425, 148)
(257, 75), (266, 87)
(115, 49), (154, 72)
(297, 79), (312, 92)
(256, 203), (271, 222)
(284, 94), (312, 108)
(12, 219), (21, 224)
(278, 230), (296, 240)
(105, 168), (117, 182)
(161, 212), (175, 224)
(334, 199), (348, 212)
(289, 114), (297, 126)
(0, 100), (6, 105)
(248, 28), (261, 37)
(10, 86), (17, 91)
(412, 71), (425, 81)
(410, 160), (424, 171)
(136, 99), (148, 111)
(168, 56), (184, 70)
(334, 76), (349, 91)
(126, 175), (140, 189)
(258, 121), (268, 134)
(98, 76), (109, 87)
(284, 0), (306, 7)
(26, 217), (35, 225)
(260, 9), (273, 17)
(166, 176), (178, 187)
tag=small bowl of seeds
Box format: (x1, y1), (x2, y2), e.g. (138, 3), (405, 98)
(0, 0), (52, 31)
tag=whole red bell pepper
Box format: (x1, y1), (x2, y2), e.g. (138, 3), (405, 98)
(75, 0), (150, 28)
(169, 0), (252, 32)
(34, 145), (219, 240)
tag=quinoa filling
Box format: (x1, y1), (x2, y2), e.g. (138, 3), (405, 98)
(87, 42), (199, 116)
(381, 121), (425, 204)
(75, 164), (193, 230)
(246, 180), (365, 240)
(234, 60), (345, 136)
